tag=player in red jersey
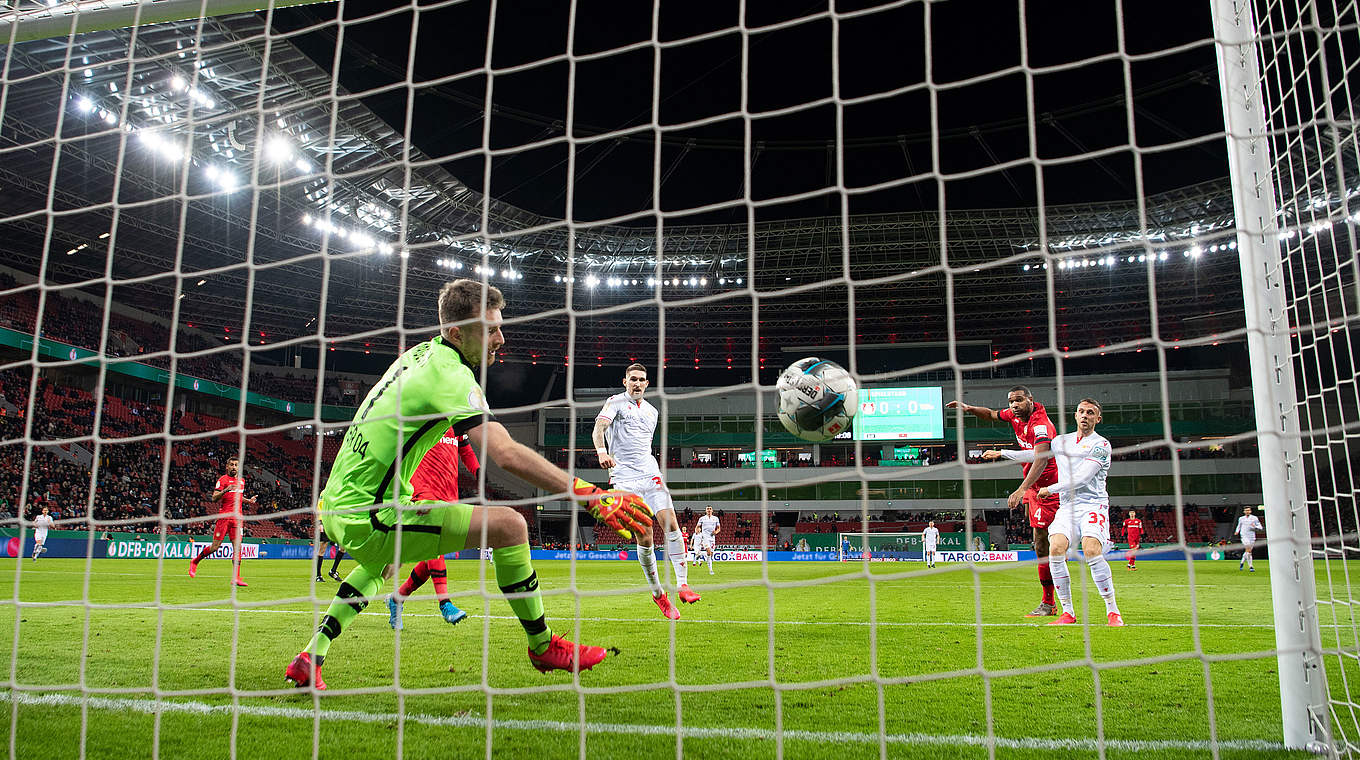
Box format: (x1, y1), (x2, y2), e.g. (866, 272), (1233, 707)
(385, 429), (480, 629)
(951, 386), (1059, 617)
(1122, 510), (1143, 570)
(190, 456), (256, 587)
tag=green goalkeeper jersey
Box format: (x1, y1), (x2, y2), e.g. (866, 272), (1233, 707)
(320, 335), (490, 512)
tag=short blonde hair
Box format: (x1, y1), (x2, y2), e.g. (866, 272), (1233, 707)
(438, 279), (505, 333)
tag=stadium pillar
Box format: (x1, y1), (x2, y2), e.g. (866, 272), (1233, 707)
(1210, 0), (1330, 751)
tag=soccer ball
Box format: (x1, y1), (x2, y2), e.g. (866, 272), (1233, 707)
(776, 357), (858, 442)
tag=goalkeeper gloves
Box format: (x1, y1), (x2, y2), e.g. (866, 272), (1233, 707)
(572, 478), (652, 540)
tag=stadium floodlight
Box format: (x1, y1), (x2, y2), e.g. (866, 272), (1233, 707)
(74, 95), (93, 112)
(265, 136), (292, 164)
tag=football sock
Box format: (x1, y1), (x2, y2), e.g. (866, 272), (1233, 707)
(398, 560), (431, 599)
(429, 558), (450, 603)
(492, 542), (552, 653)
(1038, 561), (1055, 606)
(233, 558), (242, 578)
(1086, 554), (1119, 613)
(637, 544), (664, 596)
(1247, 553), (1254, 570)
(665, 530), (689, 586)
(192, 545), (215, 564)
(304, 564), (383, 659)
(330, 553), (344, 574)
(1049, 555), (1073, 613)
(314, 552), (324, 577)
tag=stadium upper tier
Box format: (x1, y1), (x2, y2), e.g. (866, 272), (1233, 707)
(3, 12), (1327, 372)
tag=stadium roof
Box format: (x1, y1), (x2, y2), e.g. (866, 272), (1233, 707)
(2, 8), (1344, 375)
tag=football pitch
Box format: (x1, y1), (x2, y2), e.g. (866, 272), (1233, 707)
(0, 557), (1330, 759)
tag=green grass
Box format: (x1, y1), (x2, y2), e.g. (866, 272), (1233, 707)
(0, 556), (1334, 759)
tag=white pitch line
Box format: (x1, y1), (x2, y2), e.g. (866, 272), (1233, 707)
(8, 604), (1277, 629)
(0, 690), (1286, 753)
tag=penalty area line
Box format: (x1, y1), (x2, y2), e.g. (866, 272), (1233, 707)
(0, 690), (1284, 753)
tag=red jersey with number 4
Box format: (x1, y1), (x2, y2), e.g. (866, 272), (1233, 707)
(215, 475), (245, 515)
(1124, 518), (1143, 544)
(409, 427), (480, 502)
(998, 402), (1058, 488)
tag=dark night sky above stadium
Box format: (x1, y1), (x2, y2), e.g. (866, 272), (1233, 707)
(275, 0), (1227, 224)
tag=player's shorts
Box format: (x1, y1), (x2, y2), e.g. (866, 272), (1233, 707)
(1026, 488), (1060, 529)
(610, 475), (671, 517)
(1241, 535), (1257, 549)
(213, 516), (242, 542)
(1051, 501), (1111, 549)
(33, 531), (47, 543)
(1127, 539), (1141, 551)
(319, 498), (472, 573)
(924, 543), (937, 554)
(695, 534), (716, 552)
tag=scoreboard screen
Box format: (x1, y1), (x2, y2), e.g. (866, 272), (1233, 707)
(852, 387), (945, 441)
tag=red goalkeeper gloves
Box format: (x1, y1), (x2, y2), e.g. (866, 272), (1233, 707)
(572, 478), (652, 540)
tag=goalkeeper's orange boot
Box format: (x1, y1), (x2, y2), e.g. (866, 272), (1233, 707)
(1107, 612), (1126, 627)
(1048, 612), (1078, 626)
(284, 652), (326, 690)
(653, 592), (681, 620)
(677, 585), (701, 604)
(528, 635), (608, 674)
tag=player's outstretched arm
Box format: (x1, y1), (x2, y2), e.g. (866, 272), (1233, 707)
(946, 400), (999, 422)
(466, 420), (650, 538)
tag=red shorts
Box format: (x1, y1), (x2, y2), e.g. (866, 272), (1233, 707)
(1127, 540), (1141, 551)
(213, 516), (242, 542)
(1026, 489), (1060, 529)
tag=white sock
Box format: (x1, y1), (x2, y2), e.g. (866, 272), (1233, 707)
(1247, 553), (1254, 569)
(665, 530), (689, 585)
(1049, 555), (1073, 614)
(1086, 554), (1119, 613)
(637, 544), (664, 596)
(707, 553), (714, 571)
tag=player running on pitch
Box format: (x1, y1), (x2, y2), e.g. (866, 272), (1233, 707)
(923, 520), (940, 568)
(694, 506), (720, 574)
(31, 506), (53, 561)
(1122, 510), (1142, 570)
(1001, 399), (1124, 627)
(386, 429), (482, 629)
(284, 280), (650, 689)
(1235, 505), (1264, 572)
(956, 386), (1060, 617)
(190, 456), (255, 587)
(593, 364), (701, 618)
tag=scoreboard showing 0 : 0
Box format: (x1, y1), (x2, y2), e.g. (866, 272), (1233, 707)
(852, 387), (945, 441)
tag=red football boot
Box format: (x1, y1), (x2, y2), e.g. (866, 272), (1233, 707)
(284, 652), (326, 690)
(1048, 612), (1078, 626)
(677, 585), (701, 604)
(528, 635), (609, 674)
(653, 593), (680, 620)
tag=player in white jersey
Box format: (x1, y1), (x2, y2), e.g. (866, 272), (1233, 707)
(32, 506), (53, 562)
(593, 363), (700, 619)
(992, 398), (1124, 627)
(922, 521), (940, 568)
(1235, 505), (1264, 572)
(693, 506), (720, 574)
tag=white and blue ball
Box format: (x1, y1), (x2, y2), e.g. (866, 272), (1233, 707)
(776, 357), (858, 442)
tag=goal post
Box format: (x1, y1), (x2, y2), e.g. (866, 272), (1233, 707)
(1211, 0), (1331, 751)
(837, 531), (924, 562)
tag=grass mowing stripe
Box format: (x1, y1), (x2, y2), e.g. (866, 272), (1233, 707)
(0, 690), (1287, 753)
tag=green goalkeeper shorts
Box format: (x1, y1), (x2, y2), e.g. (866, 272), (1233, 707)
(318, 499), (472, 572)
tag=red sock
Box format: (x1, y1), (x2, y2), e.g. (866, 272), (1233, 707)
(1038, 562), (1055, 605)
(193, 545), (214, 563)
(234, 561), (242, 579)
(428, 556), (449, 603)
(399, 560), (431, 598)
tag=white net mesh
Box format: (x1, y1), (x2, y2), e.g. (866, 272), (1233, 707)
(0, 0), (1353, 756)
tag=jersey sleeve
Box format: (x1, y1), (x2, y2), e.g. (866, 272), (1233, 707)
(997, 408), (1014, 424)
(596, 396), (620, 423)
(1088, 439), (1112, 466)
(458, 436), (480, 473)
(1029, 413), (1053, 444)
(214, 476), (228, 492)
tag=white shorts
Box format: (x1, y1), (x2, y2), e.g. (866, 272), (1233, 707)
(695, 534), (716, 552)
(611, 475), (673, 518)
(1051, 501), (1111, 550)
(34, 531), (47, 543)
(1241, 535), (1257, 549)
(924, 543), (937, 554)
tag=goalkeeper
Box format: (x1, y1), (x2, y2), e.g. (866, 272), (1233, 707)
(285, 279), (651, 689)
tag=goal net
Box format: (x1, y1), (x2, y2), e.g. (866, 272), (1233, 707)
(0, 0), (1353, 756)
(838, 531), (924, 562)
